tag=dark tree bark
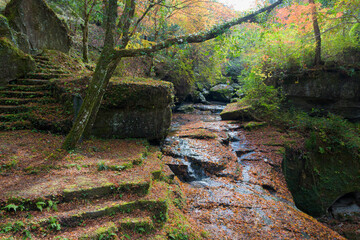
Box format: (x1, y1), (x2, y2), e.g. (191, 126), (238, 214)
(62, 0), (283, 150)
(309, 0), (322, 65)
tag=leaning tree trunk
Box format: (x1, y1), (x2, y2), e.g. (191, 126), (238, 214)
(62, 51), (115, 150)
(309, 0), (322, 65)
(62, 0), (119, 150)
(82, 58), (122, 139)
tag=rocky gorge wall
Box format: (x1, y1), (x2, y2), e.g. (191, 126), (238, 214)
(283, 146), (360, 217)
(279, 70), (360, 121)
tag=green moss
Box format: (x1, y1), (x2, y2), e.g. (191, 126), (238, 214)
(220, 101), (253, 121)
(117, 181), (150, 196)
(80, 222), (118, 239)
(103, 77), (174, 110)
(119, 217), (154, 232)
(283, 147), (360, 216)
(243, 121), (266, 130)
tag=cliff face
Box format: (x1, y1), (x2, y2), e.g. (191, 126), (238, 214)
(4, 0), (72, 53)
(283, 146), (360, 217)
(280, 70), (360, 121)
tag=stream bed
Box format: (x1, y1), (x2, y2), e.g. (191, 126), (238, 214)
(162, 108), (345, 239)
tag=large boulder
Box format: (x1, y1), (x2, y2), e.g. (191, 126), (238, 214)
(91, 78), (174, 142)
(0, 37), (35, 86)
(209, 84), (234, 102)
(4, 0), (71, 53)
(220, 101), (253, 121)
(280, 70), (360, 121)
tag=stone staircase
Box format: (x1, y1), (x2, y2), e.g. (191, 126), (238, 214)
(0, 55), (69, 131)
(0, 143), (169, 239)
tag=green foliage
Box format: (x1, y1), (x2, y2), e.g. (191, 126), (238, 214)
(237, 67), (284, 120)
(98, 230), (117, 240)
(3, 203), (24, 212)
(48, 217), (61, 231)
(349, 23), (360, 47)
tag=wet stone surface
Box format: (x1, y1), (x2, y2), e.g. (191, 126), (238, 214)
(162, 110), (345, 239)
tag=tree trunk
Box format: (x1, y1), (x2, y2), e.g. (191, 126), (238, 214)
(82, 20), (89, 63)
(62, 0), (119, 150)
(309, 0), (322, 65)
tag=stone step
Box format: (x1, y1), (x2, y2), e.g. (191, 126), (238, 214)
(0, 112), (29, 122)
(13, 79), (50, 85)
(56, 216), (155, 239)
(0, 90), (51, 98)
(36, 62), (59, 69)
(5, 84), (50, 91)
(26, 73), (70, 80)
(0, 97), (56, 105)
(33, 55), (50, 61)
(0, 198), (166, 238)
(0, 105), (29, 114)
(35, 68), (69, 75)
(0, 179), (151, 211)
(0, 120), (32, 130)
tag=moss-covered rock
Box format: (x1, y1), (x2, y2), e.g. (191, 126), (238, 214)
(91, 78), (174, 141)
(0, 37), (35, 86)
(220, 101), (253, 121)
(209, 84), (234, 102)
(0, 14), (13, 40)
(4, 0), (71, 53)
(283, 146), (360, 217)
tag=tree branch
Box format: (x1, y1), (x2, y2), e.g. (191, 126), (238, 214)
(114, 0), (283, 58)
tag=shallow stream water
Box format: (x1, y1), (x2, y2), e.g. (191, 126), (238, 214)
(161, 106), (345, 239)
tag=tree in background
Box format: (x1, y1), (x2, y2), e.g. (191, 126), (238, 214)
(81, 0), (99, 63)
(309, 0), (322, 65)
(62, 0), (284, 150)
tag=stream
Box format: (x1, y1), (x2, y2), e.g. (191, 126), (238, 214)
(161, 104), (344, 239)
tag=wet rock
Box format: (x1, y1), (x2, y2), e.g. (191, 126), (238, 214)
(193, 104), (225, 114)
(162, 113), (345, 239)
(177, 104), (195, 113)
(0, 37), (35, 86)
(163, 137), (235, 175)
(5, 0), (72, 53)
(209, 84), (234, 102)
(220, 101), (254, 121)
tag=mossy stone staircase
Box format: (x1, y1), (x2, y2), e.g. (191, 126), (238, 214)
(0, 159), (169, 239)
(0, 55), (69, 131)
